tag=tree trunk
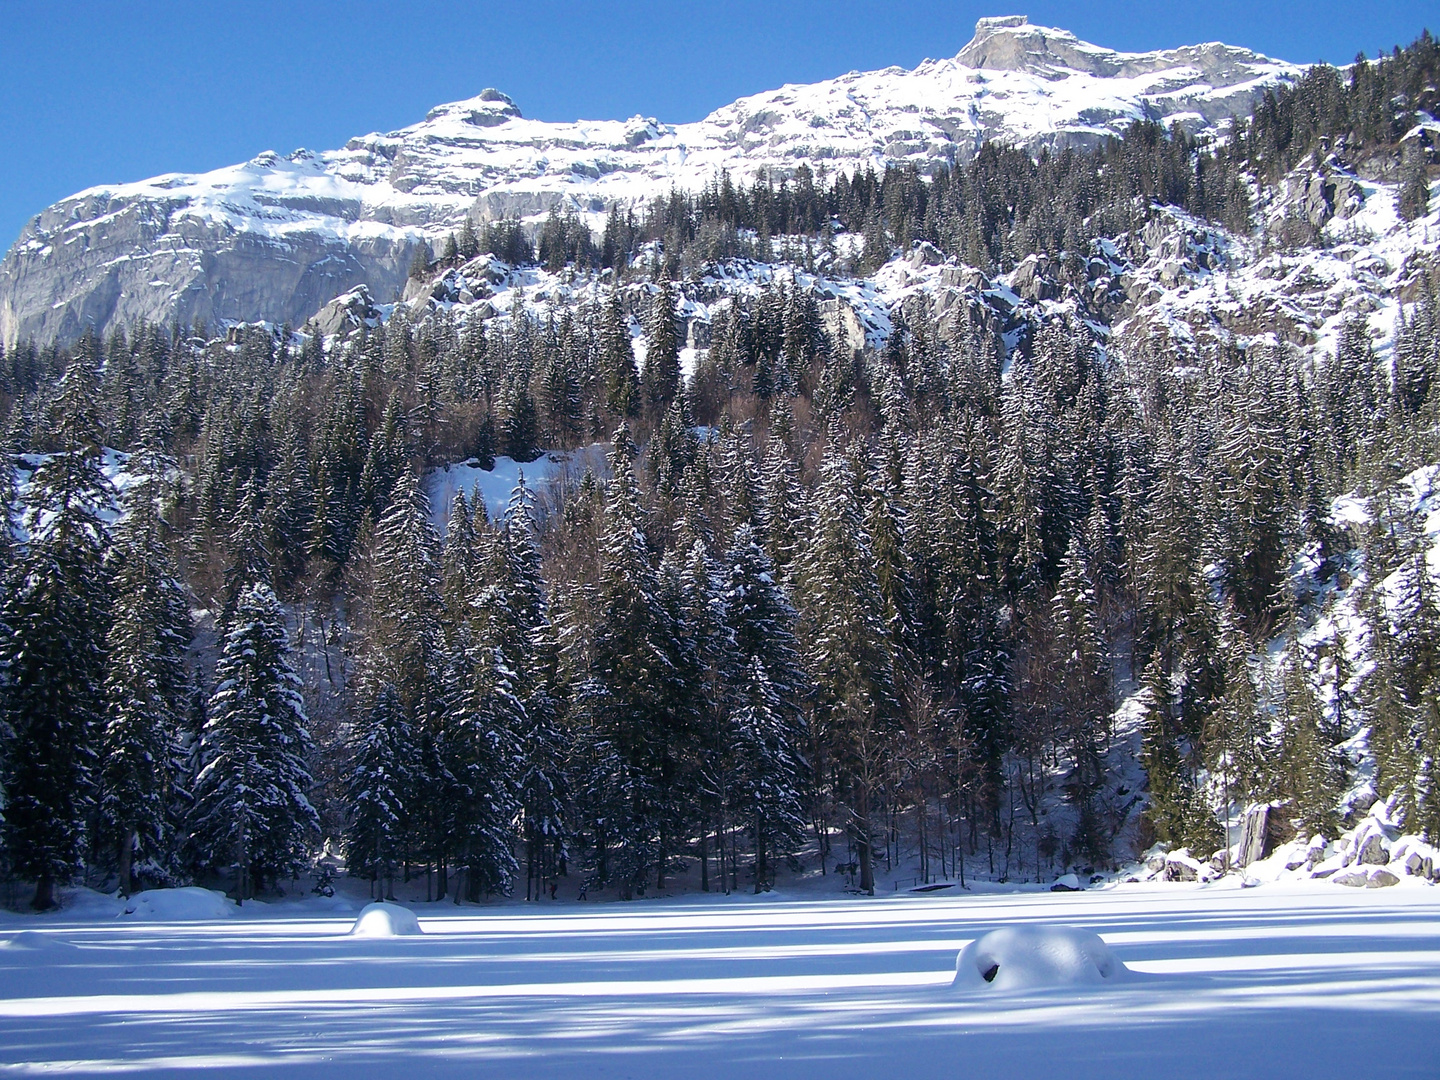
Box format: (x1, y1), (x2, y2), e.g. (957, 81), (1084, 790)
(117, 830), (136, 898)
(31, 875), (55, 912)
(754, 814), (767, 894)
(700, 830), (709, 892)
(856, 782), (875, 895)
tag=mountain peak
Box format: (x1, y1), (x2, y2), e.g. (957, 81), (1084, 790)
(957, 14), (1280, 84)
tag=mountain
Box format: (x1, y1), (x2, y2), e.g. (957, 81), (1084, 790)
(0, 16), (1300, 347)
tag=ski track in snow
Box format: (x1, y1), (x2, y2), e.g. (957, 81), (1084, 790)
(1, 885), (1436, 1078)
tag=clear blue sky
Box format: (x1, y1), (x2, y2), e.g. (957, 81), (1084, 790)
(1, 1), (1434, 248)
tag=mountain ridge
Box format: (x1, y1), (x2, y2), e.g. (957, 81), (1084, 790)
(0, 15), (1301, 347)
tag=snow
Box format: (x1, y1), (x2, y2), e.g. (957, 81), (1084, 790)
(10, 20), (1299, 273)
(2, 931), (76, 953)
(953, 924), (1127, 990)
(349, 902), (422, 937)
(425, 444), (609, 526)
(119, 887), (237, 921)
(1, 883), (1436, 1077)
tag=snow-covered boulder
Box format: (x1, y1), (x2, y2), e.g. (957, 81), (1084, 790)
(1050, 873), (1082, 892)
(1163, 851), (1204, 882)
(953, 925), (1127, 991)
(121, 887), (237, 920)
(349, 902), (423, 937)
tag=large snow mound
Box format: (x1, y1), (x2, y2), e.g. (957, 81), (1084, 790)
(122, 887), (237, 921)
(953, 925), (1127, 991)
(349, 902), (423, 937)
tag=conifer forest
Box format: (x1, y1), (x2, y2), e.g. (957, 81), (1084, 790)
(2, 30), (1440, 913)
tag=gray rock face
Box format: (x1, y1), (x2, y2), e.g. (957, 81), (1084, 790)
(0, 19), (1299, 346)
(0, 182), (412, 345)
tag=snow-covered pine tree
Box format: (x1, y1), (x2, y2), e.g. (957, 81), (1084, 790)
(99, 448), (193, 895)
(1050, 534), (1112, 808)
(502, 475), (569, 901)
(797, 429), (898, 894)
(0, 353), (114, 909)
(192, 581), (317, 901)
(1278, 654), (1341, 839)
(344, 681), (412, 899)
(600, 289), (638, 418)
(351, 468), (449, 891)
(723, 524), (809, 889)
(642, 276), (680, 419)
(571, 429), (689, 898)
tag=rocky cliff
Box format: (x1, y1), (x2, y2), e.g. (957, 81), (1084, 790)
(0, 16), (1299, 346)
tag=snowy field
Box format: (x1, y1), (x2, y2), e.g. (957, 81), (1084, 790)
(2, 883), (1437, 1078)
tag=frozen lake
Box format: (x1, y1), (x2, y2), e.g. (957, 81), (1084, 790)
(2, 882), (1437, 1077)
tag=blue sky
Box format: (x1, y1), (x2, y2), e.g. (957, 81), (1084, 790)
(1, 1), (1434, 248)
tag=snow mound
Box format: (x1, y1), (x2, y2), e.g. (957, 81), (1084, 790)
(3, 931), (77, 953)
(122, 887), (237, 921)
(1051, 873), (1082, 892)
(953, 925), (1127, 991)
(349, 902), (423, 937)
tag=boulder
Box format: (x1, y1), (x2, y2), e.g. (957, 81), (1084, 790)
(1365, 869), (1400, 888)
(1164, 856), (1199, 882)
(1050, 873), (1082, 892)
(1334, 871), (1370, 888)
(312, 285), (381, 338)
(909, 241), (944, 269)
(1236, 804), (1276, 867)
(1356, 833), (1389, 866)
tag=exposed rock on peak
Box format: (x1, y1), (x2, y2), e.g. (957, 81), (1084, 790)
(0, 20), (1301, 346)
(957, 13), (1288, 87)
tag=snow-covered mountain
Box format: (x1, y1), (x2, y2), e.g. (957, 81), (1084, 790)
(0, 15), (1299, 346)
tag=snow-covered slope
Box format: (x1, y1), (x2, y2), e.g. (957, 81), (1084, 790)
(0, 16), (1299, 346)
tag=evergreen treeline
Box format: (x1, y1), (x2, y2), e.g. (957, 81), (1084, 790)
(0, 35), (1437, 909)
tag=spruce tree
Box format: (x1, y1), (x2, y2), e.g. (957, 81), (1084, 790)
(642, 277), (681, 418)
(797, 430), (898, 894)
(571, 430), (689, 897)
(0, 356), (114, 909)
(99, 451), (192, 894)
(344, 681), (412, 899)
(192, 581), (317, 900)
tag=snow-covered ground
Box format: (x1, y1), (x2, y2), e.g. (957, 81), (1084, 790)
(2, 882), (1436, 1078)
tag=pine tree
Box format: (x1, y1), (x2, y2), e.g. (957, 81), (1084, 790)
(642, 277), (681, 418)
(1278, 656), (1340, 839)
(0, 355), (114, 909)
(797, 430), (898, 894)
(1139, 658), (1187, 848)
(502, 476), (569, 900)
(571, 430), (690, 897)
(600, 290), (639, 418)
(343, 682), (413, 899)
(723, 524), (809, 889)
(191, 582), (317, 901)
(99, 451), (192, 895)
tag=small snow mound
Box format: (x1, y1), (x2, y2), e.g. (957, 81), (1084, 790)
(954, 925), (1127, 991)
(3, 931), (76, 952)
(349, 902), (423, 937)
(122, 887), (237, 921)
(1051, 873), (1082, 892)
